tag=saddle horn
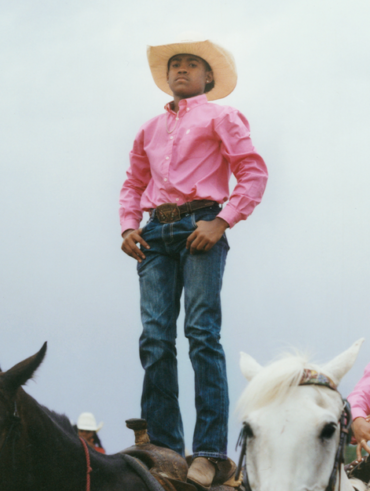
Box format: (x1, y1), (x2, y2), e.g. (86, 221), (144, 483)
(125, 418), (151, 445)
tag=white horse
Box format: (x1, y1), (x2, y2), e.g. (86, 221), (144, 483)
(237, 339), (368, 491)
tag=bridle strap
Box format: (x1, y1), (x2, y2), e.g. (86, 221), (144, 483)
(325, 399), (352, 491)
(79, 437), (93, 491)
(0, 417), (20, 461)
(235, 423), (251, 491)
(300, 369), (337, 391)
(0, 403), (21, 462)
(235, 424), (246, 480)
(1, 405), (93, 491)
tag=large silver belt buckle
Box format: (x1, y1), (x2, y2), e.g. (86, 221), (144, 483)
(156, 203), (181, 224)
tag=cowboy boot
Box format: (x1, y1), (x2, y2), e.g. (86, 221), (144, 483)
(187, 457), (217, 490)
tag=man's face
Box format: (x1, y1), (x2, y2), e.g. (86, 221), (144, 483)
(167, 54), (213, 100)
(78, 429), (95, 448)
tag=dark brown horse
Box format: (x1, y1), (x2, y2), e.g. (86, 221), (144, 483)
(0, 343), (152, 491)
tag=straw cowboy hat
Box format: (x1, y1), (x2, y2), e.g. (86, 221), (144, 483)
(77, 412), (104, 432)
(147, 33), (237, 101)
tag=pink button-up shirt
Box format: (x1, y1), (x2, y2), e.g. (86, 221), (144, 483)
(348, 362), (370, 421)
(119, 94), (268, 234)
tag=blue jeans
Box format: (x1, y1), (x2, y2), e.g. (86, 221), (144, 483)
(137, 204), (229, 460)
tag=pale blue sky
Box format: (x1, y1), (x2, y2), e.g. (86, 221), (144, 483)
(1, 0), (370, 458)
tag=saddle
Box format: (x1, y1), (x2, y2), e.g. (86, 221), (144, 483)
(345, 454), (370, 483)
(121, 419), (242, 491)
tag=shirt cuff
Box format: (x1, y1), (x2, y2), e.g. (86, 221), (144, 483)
(351, 407), (369, 421)
(120, 219), (141, 235)
(218, 205), (243, 229)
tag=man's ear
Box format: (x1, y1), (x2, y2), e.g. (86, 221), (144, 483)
(206, 70), (214, 84)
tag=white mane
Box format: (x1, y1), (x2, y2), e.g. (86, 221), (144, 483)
(237, 352), (323, 420)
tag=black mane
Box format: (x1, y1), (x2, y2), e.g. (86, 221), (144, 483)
(0, 344), (150, 490)
(39, 404), (76, 436)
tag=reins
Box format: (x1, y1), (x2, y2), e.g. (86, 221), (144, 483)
(0, 402), (21, 464)
(236, 422), (251, 491)
(326, 399), (352, 491)
(79, 436), (93, 491)
(236, 369), (352, 491)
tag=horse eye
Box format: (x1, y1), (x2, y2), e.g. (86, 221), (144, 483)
(320, 422), (337, 440)
(244, 423), (254, 438)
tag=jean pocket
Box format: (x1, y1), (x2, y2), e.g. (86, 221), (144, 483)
(222, 232), (230, 251)
(192, 206), (220, 225)
(190, 213), (198, 228)
(140, 217), (154, 235)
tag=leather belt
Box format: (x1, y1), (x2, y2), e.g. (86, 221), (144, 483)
(150, 200), (218, 224)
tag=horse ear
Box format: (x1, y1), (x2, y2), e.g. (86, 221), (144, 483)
(321, 338), (364, 385)
(240, 352), (262, 381)
(2, 342), (47, 393)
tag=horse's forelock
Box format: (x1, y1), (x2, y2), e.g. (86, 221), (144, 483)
(237, 353), (322, 420)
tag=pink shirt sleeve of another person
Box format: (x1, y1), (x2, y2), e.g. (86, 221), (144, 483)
(347, 362), (370, 457)
(348, 362), (370, 421)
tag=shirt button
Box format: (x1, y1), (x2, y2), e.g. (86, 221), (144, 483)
(166, 156), (169, 160)
(186, 129), (190, 134)
(164, 178), (167, 182)
(175, 198), (179, 201)
(186, 108), (190, 111)
(176, 117), (179, 120)
(170, 136), (173, 140)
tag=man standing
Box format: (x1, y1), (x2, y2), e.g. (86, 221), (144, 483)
(119, 34), (268, 489)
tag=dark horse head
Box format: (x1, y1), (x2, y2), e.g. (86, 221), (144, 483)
(0, 343), (150, 491)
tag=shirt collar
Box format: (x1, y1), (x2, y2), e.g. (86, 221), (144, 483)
(164, 94), (208, 114)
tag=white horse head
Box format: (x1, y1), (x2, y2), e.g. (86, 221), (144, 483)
(237, 339), (366, 491)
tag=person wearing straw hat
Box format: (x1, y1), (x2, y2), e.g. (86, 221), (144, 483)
(77, 412), (106, 454)
(119, 33), (268, 489)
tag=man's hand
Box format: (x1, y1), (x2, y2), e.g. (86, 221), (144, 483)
(352, 417), (370, 459)
(121, 228), (150, 263)
(186, 217), (229, 254)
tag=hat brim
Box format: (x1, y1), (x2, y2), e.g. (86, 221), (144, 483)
(78, 421), (104, 432)
(96, 421), (103, 432)
(147, 40), (237, 101)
